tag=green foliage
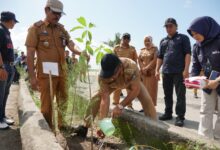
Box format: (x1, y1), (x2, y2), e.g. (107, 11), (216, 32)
(70, 26), (84, 32)
(104, 32), (121, 48)
(77, 16), (87, 27)
(70, 16), (113, 65)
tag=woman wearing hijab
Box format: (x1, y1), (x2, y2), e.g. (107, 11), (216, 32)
(138, 36), (158, 106)
(187, 16), (220, 139)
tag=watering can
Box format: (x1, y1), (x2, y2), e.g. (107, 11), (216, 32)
(98, 118), (115, 136)
(129, 145), (158, 150)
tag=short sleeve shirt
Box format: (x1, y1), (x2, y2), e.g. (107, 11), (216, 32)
(25, 20), (71, 78)
(158, 33), (191, 73)
(113, 45), (138, 62)
(98, 57), (140, 94)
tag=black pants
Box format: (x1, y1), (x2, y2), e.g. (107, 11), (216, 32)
(162, 73), (186, 119)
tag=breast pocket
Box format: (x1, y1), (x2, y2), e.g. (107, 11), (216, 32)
(58, 36), (68, 48)
(39, 36), (51, 49)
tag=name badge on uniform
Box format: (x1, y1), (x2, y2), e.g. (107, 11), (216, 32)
(60, 36), (67, 47)
(43, 41), (49, 47)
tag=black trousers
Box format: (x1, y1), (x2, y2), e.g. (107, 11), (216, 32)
(162, 73), (186, 119)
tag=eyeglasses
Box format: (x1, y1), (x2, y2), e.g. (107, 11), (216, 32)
(122, 37), (130, 40)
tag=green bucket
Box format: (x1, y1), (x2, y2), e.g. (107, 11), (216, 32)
(129, 145), (158, 150)
(98, 118), (115, 136)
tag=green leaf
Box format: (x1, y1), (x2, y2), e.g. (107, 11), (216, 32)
(95, 47), (101, 53)
(75, 38), (84, 43)
(86, 41), (91, 48)
(89, 23), (95, 28)
(77, 17), (87, 27)
(88, 31), (92, 42)
(86, 45), (94, 55)
(104, 48), (113, 54)
(70, 26), (84, 32)
(96, 51), (104, 64)
(81, 31), (88, 39)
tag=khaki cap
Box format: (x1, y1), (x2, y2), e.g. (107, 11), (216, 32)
(46, 0), (66, 15)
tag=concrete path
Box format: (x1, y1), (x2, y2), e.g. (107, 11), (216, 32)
(0, 84), (22, 150)
(77, 71), (219, 140)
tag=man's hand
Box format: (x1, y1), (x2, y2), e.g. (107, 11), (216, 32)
(183, 70), (189, 79)
(155, 71), (160, 81)
(143, 66), (149, 72)
(204, 80), (219, 90)
(30, 76), (39, 91)
(0, 69), (8, 81)
(111, 106), (122, 118)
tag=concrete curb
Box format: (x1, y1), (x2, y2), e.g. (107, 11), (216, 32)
(17, 80), (63, 150)
(121, 110), (220, 149)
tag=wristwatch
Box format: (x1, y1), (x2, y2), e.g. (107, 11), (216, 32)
(0, 65), (5, 69)
(117, 104), (124, 110)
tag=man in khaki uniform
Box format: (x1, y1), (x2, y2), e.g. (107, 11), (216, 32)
(113, 33), (138, 109)
(25, 0), (88, 129)
(73, 54), (156, 138)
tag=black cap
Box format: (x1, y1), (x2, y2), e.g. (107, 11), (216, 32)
(1, 11), (19, 23)
(99, 54), (121, 78)
(164, 18), (177, 27)
(122, 33), (131, 40)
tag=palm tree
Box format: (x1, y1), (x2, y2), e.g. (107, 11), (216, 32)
(104, 32), (121, 48)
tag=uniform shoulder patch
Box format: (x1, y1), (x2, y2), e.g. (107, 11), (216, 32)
(114, 45), (120, 48)
(113, 45), (120, 52)
(57, 23), (64, 28)
(34, 20), (44, 27)
(130, 45), (135, 49)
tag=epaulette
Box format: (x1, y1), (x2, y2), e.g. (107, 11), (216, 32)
(57, 22), (64, 27)
(34, 20), (44, 27)
(130, 45), (135, 49)
(114, 45), (120, 48)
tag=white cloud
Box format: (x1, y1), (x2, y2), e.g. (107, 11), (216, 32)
(11, 26), (28, 54)
(184, 0), (193, 8)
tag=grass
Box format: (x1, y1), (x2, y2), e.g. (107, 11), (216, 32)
(113, 119), (219, 150)
(63, 87), (89, 125)
(19, 64), (220, 150)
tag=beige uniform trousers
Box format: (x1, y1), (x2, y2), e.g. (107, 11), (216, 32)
(199, 90), (220, 139)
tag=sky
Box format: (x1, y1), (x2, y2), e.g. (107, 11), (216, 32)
(1, 0), (220, 68)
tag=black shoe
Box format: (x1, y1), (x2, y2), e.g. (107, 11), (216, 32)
(159, 114), (172, 121)
(72, 125), (88, 138)
(175, 117), (184, 127)
(139, 109), (144, 113)
(194, 94), (199, 99)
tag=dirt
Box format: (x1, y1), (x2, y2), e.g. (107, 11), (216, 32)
(57, 125), (127, 150)
(0, 85), (22, 150)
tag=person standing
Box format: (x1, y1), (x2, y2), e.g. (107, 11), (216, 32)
(71, 52), (78, 65)
(156, 18), (191, 127)
(25, 0), (88, 129)
(187, 16), (220, 139)
(138, 36), (158, 106)
(65, 50), (72, 70)
(0, 11), (18, 129)
(113, 33), (138, 109)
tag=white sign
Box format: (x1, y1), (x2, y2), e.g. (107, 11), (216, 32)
(42, 62), (59, 76)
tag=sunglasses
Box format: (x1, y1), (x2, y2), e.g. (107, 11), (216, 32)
(123, 37), (130, 40)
